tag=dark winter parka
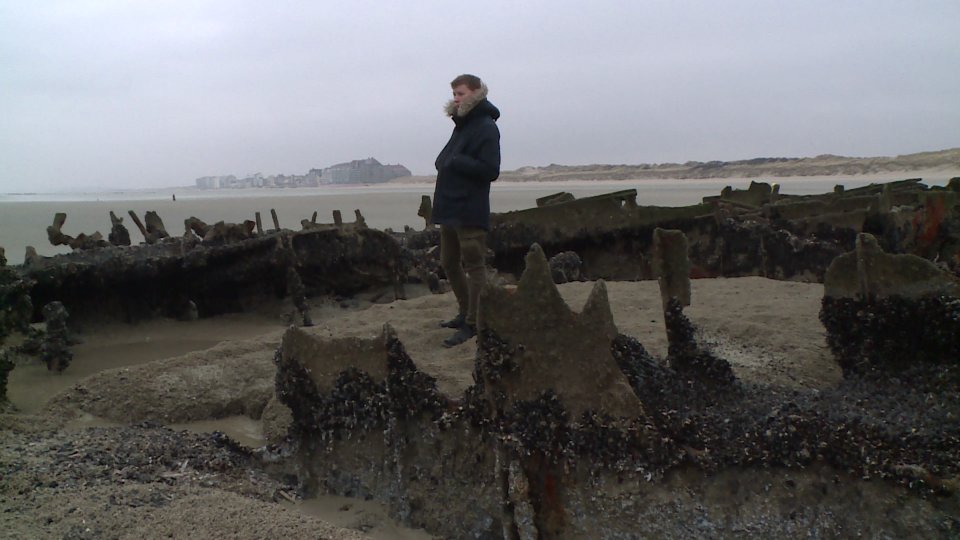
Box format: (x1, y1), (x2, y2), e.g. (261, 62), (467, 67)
(432, 85), (501, 230)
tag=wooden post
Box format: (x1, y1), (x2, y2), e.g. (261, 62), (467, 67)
(271, 209), (280, 231)
(417, 195), (433, 229)
(652, 227), (691, 311)
(52, 212), (67, 230)
(255, 212), (263, 234)
(333, 210), (342, 226)
(128, 210), (148, 237)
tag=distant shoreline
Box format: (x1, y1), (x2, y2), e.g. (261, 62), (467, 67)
(385, 167), (960, 191)
(3, 151), (957, 198)
(4, 167), (959, 199)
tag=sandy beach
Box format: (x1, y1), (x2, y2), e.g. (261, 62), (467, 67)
(4, 0), (958, 530)
(3, 274), (835, 539)
(2, 169), (958, 538)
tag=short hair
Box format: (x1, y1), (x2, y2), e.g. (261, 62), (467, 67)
(450, 74), (482, 90)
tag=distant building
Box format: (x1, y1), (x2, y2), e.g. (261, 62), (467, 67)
(195, 170), (322, 189)
(195, 175), (236, 189)
(305, 168), (323, 186)
(322, 158), (411, 184)
(194, 159), (410, 189)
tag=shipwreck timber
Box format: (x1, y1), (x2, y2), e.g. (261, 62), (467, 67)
(8, 177), (960, 328)
(402, 177), (960, 286)
(21, 211), (404, 325)
(273, 241), (960, 539)
(3, 178), (960, 536)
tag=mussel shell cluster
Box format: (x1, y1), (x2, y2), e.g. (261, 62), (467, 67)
(820, 295), (960, 375)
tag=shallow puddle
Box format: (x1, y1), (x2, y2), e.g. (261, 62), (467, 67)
(6, 315), (285, 414)
(7, 336), (226, 414)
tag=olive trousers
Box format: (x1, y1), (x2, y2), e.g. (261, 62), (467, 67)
(439, 225), (488, 327)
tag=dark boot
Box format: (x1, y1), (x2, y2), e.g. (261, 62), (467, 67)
(442, 324), (476, 348)
(440, 313), (466, 329)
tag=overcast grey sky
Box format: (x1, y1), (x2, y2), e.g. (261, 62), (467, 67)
(1, 1), (957, 192)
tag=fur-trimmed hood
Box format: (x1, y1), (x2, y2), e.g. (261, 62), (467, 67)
(444, 83), (492, 118)
(433, 80), (501, 230)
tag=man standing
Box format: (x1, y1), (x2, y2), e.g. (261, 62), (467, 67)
(432, 74), (501, 347)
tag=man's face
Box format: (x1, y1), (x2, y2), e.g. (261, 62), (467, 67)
(452, 84), (476, 110)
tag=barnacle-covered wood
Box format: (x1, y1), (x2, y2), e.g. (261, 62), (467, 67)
(274, 239), (959, 538)
(21, 227), (404, 325)
(275, 324), (445, 438)
(401, 178), (960, 283)
(475, 243), (642, 422)
(821, 232), (960, 375)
